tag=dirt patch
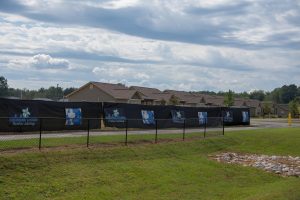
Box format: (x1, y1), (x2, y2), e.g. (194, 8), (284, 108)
(210, 152), (300, 177)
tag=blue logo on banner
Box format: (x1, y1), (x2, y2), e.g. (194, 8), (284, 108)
(198, 112), (207, 125)
(224, 111), (233, 122)
(65, 108), (82, 126)
(171, 110), (185, 123)
(242, 111), (249, 122)
(105, 108), (126, 123)
(9, 107), (38, 126)
(141, 110), (155, 125)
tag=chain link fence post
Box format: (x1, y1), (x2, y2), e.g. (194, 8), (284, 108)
(39, 118), (42, 150)
(155, 119), (158, 143)
(125, 119), (128, 146)
(86, 118), (90, 147)
(183, 119), (186, 141)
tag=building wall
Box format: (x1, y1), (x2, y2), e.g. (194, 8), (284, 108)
(255, 106), (262, 116)
(67, 84), (115, 102)
(115, 99), (130, 103)
(141, 100), (154, 105)
(276, 105), (289, 118)
(249, 107), (256, 117)
(277, 109), (289, 118)
(153, 100), (166, 105)
(186, 103), (198, 107)
(128, 99), (142, 104)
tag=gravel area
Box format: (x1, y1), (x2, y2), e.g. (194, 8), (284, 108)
(211, 152), (300, 177)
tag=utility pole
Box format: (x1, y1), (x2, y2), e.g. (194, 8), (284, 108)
(56, 84), (59, 101)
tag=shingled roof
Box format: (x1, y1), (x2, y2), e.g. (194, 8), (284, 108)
(130, 86), (176, 101)
(130, 86), (162, 100)
(67, 81), (264, 108)
(91, 82), (142, 100)
(164, 90), (203, 104)
(234, 98), (247, 107)
(205, 95), (225, 106)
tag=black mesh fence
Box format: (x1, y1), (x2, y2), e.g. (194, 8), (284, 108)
(0, 117), (225, 151)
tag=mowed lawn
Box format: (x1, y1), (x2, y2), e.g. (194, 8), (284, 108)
(0, 128), (300, 200)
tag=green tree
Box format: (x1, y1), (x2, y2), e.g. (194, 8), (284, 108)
(0, 76), (8, 97)
(238, 91), (250, 98)
(224, 90), (234, 107)
(289, 99), (300, 118)
(263, 102), (272, 116)
(64, 87), (77, 96)
(266, 84), (299, 104)
(169, 95), (179, 105)
(160, 99), (166, 105)
(281, 84), (298, 103)
(44, 86), (63, 100)
(249, 90), (265, 101)
(269, 88), (281, 103)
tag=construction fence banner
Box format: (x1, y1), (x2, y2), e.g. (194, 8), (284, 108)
(0, 98), (250, 132)
(222, 107), (250, 126)
(103, 102), (250, 129)
(0, 98), (102, 132)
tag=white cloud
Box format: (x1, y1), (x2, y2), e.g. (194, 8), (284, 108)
(0, 0), (299, 92)
(92, 66), (150, 82)
(8, 54), (70, 70)
(29, 54), (69, 69)
(86, 0), (141, 9)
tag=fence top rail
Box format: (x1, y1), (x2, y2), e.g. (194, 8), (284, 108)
(0, 117), (224, 120)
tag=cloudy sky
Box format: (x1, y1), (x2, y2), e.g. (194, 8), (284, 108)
(0, 0), (299, 92)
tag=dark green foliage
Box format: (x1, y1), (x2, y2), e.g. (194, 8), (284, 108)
(265, 84), (299, 104)
(0, 76), (78, 100)
(0, 76), (8, 97)
(263, 102), (272, 115)
(160, 98), (167, 105)
(281, 85), (298, 103)
(169, 95), (180, 105)
(289, 100), (299, 117)
(197, 85), (300, 104)
(63, 87), (77, 96)
(224, 90), (234, 107)
(249, 90), (265, 101)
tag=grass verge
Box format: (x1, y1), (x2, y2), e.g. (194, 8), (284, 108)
(0, 127), (299, 200)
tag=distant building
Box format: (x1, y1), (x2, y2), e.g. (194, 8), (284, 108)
(275, 104), (289, 118)
(260, 101), (289, 117)
(129, 86), (175, 105)
(234, 98), (262, 117)
(164, 90), (207, 107)
(66, 81), (288, 117)
(66, 82), (144, 103)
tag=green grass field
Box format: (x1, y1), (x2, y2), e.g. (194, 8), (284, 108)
(0, 130), (221, 150)
(0, 127), (300, 200)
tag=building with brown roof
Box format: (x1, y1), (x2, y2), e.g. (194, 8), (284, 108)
(66, 82), (144, 103)
(65, 81), (270, 117)
(205, 95), (224, 106)
(275, 104), (289, 118)
(164, 90), (207, 107)
(130, 86), (179, 105)
(260, 101), (289, 117)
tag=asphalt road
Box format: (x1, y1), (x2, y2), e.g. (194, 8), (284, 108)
(0, 118), (299, 141)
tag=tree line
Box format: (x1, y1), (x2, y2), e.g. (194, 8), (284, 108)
(0, 76), (76, 100)
(0, 75), (299, 104)
(197, 85), (300, 104)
